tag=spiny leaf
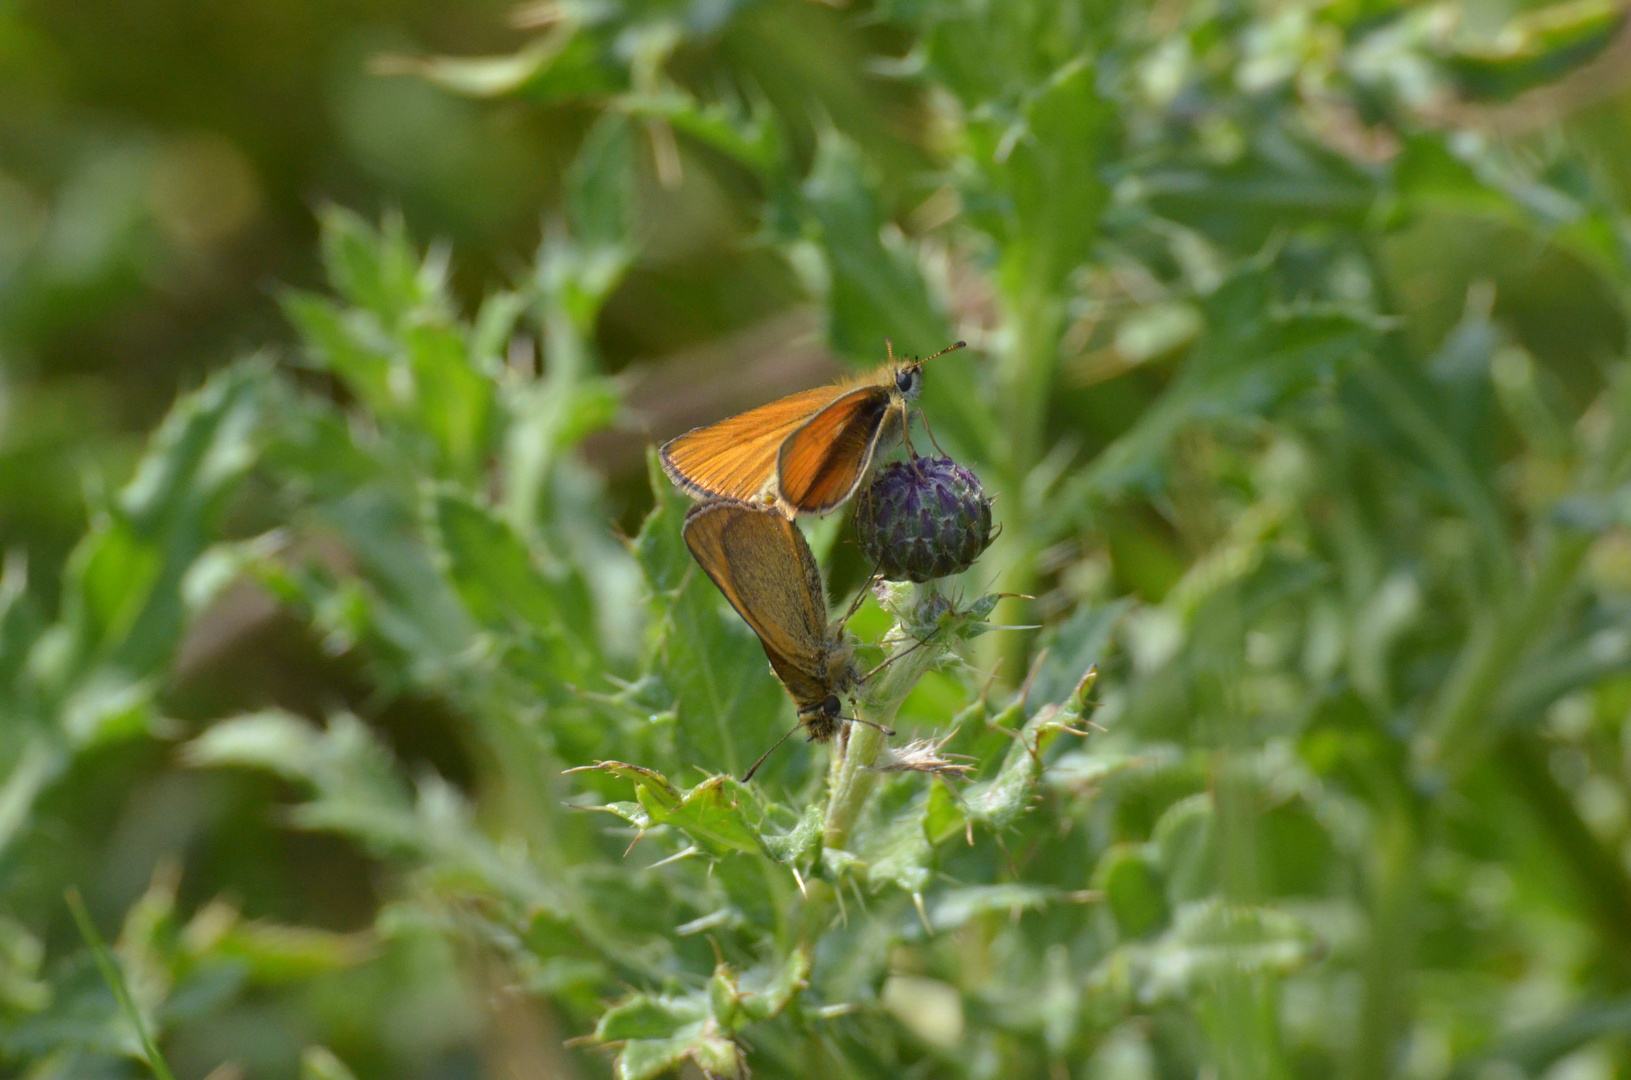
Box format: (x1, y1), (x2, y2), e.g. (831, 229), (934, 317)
(429, 489), (598, 683)
(1063, 272), (1375, 508)
(575, 761), (763, 855)
(960, 667), (1100, 832)
(614, 1020), (743, 1080)
(61, 361), (271, 677)
(1088, 899), (1319, 1007)
(925, 884), (1081, 934)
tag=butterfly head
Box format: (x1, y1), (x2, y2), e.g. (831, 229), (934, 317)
(893, 364), (924, 402)
(801, 693), (845, 743)
(884, 339), (965, 404)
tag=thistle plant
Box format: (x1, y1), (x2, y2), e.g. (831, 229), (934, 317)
(6, 0), (1631, 1078)
(566, 448), (1095, 1078)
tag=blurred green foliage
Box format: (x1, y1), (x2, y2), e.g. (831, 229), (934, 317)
(7, 0), (1631, 1077)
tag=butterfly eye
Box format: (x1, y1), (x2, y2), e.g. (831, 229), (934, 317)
(895, 368), (920, 396)
(822, 694), (842, 716)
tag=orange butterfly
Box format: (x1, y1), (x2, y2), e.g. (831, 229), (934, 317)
(682, 498), (889, 780)
(661, 339), (965, 516)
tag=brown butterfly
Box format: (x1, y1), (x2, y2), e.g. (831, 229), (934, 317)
(661, 339), (966, 516)
(682, 498), (889, 780)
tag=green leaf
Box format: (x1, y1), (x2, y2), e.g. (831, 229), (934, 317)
(200, 916), (372, 983)
(0, 915), (48, 1013)
(592, 980), (752, 1080)
(614, 1020), (743, 1080)
(990, 57), (1110, 301)
(851, 784), (932, 894)
(1089, 898), (1317, 1007)
(619, 91), (782, 173)
(801, 132), (949, 361)
(760, 801), (823, 864)
(926, 884), (1067, 933)
(1151, 793), (1217, 905)
(596, 992), (708, 1041)
(59, 361), (270, 677)
(735, 949), (810, 1023)
(578, 761), (764, 855)
(0, 557), (40, 719)
(316, 207), (443, 326)
(403, 323), (495, 476)
(300, 1047), (362, 1080)
(403, 25), (623, 103)
(0, 363), (271, 863)
(1442, 0), (1624, 101)
(566, 112), (637, 257)
(1391, 134), (1521, 219)
(430, 490), (597, 682)
(311, 488), (485, 688)
(961, 668), (1100, 832)
(1064, 271), (1373, 508)
(190, 713), (561, 913)
(1094, 845), (1169, 939)
(707, 950), (810, 1029)
(58, 671), (156, 748)
(281, 293), (394, 409)
(67, 521), (161, 661)
(185, 711), (408, 805)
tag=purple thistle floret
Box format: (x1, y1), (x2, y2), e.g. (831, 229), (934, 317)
(855, 457), (994, 582)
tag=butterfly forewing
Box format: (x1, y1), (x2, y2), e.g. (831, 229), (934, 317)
(661, 384), (848, 504)
(661, 341), (962, 516)
(681, 500), (832, 708)
(777, 386), (894, 513)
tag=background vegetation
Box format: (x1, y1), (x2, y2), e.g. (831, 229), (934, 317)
(6, 0), (1631, 1076)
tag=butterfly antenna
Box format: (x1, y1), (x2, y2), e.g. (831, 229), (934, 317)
(742, 718), (805, 783)
(885, 336), (896, 365)
(841, 715), (896, 736)
(898, 340), (962, 460)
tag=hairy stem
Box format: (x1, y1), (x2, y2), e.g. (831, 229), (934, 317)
(822, 581), (949, 851)
(1347, 793), (1420, 1080)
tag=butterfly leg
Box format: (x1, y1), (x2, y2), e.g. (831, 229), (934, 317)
(917, 406), (950, 457)
(861, 623), (945, 683)
(838, 560), (884, 625)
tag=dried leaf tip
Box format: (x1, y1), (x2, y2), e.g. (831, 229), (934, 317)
(1072, 665), (1099, 709)
(867, 729), (975, 778)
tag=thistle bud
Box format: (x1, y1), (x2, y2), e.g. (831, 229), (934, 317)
(854, 457), (993, 582)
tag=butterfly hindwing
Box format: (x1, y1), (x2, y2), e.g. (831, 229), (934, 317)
(777, 387), (894, 514)
(681, 500), (831, 707)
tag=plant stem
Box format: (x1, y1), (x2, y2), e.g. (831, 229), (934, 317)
(1412, 527), (1591, 782)
(822, 581), (948, 851)
(1347, 796), (1419, 1080)
(991, 292), (1061, 689)
(66, 888), (177, 1080)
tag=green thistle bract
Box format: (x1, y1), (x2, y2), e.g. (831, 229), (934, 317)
(854, 457), (994, 582)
